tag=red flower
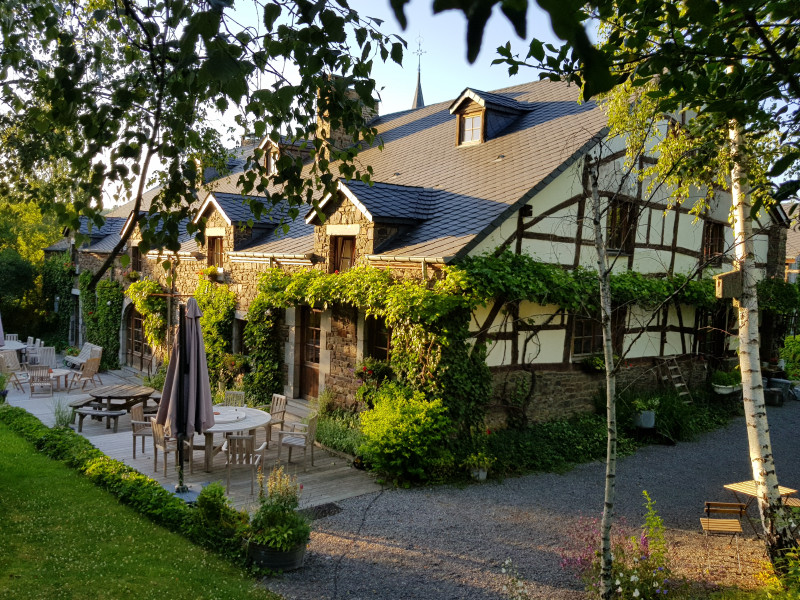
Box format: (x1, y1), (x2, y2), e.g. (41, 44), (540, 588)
(368, 370), (373, 375)
(486, 429), (492, 435)
(362, 366), (367, 372)
(334, 270), (339, 274)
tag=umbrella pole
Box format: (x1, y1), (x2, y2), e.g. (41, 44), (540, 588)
(176, 304), (189, 494)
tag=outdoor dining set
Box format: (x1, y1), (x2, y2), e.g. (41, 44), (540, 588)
(0, 337), (103, 396)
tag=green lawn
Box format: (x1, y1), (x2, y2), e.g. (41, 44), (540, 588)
(0, 423), (280, 600)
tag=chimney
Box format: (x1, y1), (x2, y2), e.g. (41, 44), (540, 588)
(316, 75), (379, 155)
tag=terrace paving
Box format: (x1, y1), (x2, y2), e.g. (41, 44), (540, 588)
(5, 367), (381, 513)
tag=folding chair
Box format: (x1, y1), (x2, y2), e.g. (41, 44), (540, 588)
(700, 501), (747, 573)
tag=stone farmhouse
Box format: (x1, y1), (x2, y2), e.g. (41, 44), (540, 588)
(51, 79), (789, 422)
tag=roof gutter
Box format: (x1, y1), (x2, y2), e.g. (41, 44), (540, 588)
(365, 254), (451, 280)
(228, 252), (314, 266)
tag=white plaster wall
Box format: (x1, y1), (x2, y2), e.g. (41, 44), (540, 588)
(520, 329), (566, 364)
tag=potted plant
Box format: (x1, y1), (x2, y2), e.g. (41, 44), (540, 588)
(245, 465), (310, 571)
(580, 354), (605, 374)
(122, 268), (140, 282)
(632, 396), (659, 428)
(464, 451), (494, 481)
(711, 368), (742, 394)
(202, 265), (225, 282)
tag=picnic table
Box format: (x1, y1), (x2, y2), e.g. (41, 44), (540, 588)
(89, 384), (156, 412)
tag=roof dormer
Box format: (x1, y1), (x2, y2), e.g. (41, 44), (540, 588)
(448, 88), (532, 146)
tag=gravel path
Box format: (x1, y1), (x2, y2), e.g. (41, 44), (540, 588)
(264, 401), (800, 599)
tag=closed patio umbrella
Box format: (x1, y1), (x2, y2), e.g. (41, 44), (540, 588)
(156, 298), (215, 491)
(0, 310), (5, 347)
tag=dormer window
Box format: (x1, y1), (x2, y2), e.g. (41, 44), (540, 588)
(265, 148), (279, 175)
(331, 236), (356, 273)
(131, 244), (141, 271)
(460, 112), (483, 144)
(208, 236), (224, 268)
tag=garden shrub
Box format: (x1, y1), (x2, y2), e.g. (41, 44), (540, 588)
(317, 410), (364, 456)
(41, 252), (75, 349)
(126, 278), (169, 356)
(79, 273), (124, 370)
(359, 382), (454, 483)
(781, 335), (800, 380)
(186, 482), (248, 558)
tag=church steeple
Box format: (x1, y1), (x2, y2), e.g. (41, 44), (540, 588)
(411, 35), (425, 109)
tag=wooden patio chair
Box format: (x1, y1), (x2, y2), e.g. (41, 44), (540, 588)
(5, 334), (18, 342)
(0, 351), (26, 391)
(223, 433), (266, 495)
(150, 418), (193, 477)
(130, 402), (153, 459)
(266, 393), (287, 448)
(700, 501), (747, 573)
(67, 357), (102, 391)
(38, 346), (57, 369)
(223, 390), (246, 407)
(28, 365), (54, 397)
(277, 412), (318, 472)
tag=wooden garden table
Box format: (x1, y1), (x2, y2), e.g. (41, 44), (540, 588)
(89, 384), (156, 412)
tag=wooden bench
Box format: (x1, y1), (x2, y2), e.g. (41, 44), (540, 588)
(76, 408), (127, 433)
(700, 501), (746, 573)
(68, 395), (96, 424)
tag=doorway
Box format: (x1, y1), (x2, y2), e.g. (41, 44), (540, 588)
(300, 307), (321, 399)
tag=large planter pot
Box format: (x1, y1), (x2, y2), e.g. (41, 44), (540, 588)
(712, 384), (742, 395)
(634, 410), (656, 429)
(471, 468), (488, 482)
(247, 542), (306, 571)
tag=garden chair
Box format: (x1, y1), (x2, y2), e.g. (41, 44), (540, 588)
(222, 433), (266, 495)
(266, 393), (287, 448)
(277, 412), (318, 472)
(150, 418), (193, 477)
(67, 357), (102, 391)
(0, 350), (27, 391)
(700, 501), (746, 573)
(5, 334), (18, 342)
(26, 339), (42, 365)
(130, 402), (153, 459)
(38, 346), (57, 369)
(28, 365), (54, 397)
(64, 342), (102, 369)
(223, 390), (246, 407)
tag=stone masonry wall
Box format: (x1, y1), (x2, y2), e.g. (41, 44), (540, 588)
(323, 305), (360, 405)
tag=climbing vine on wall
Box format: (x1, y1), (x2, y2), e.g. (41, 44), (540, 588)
(195, 275), (236, 388)
(126, 278), (169, 356)
(243, 294), (284, 405)
(79, 272), (123, 370)
(41, 253), (75, 348)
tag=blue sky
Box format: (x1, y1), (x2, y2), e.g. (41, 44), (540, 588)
(347, 0), (561, 116)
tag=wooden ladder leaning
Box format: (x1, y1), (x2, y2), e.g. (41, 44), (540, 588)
(656, 356), (693, 403)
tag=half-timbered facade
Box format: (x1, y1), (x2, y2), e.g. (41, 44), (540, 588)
(62, 79), (788, 423)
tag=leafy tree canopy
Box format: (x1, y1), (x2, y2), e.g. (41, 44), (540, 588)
(0, 0), (404, 286)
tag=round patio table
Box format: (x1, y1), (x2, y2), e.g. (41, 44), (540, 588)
(50, 368), (72, 391)
(89, 384), (156, 412)
(201, 406), (271, 472)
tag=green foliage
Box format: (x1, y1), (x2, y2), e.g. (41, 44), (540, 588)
(354, 357), (394, 408)
(41, 253), (75, 349)
(247, 465), (310, 552)
(711, 368), (742, 387)
(143, 358), (169, 392)
(758, 278), (800, 315)
(79, 270), (98, 343)
(780, 335), (800, 380)
(94, 280), (124, 370)
(0, 247), (35, 303)
(186, 482), (248, 558)
(126, 278), (169, 353)
(195, 274), (236, 388)
(242, 295), (283, 405)
(359, 382), (454, 484)
(316, 410), (364, 456)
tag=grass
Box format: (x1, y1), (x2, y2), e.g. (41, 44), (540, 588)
(0, 423), (280, 600)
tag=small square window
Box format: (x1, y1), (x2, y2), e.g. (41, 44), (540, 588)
(131, 244), (141, 272)
(460, 113), (482, 144)
(607, 200), (636, 254)
(366, 316), (391, 361)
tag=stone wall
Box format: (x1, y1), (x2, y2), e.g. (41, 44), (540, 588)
(485, 355), (708, 427)
(322, 305), (360, 405)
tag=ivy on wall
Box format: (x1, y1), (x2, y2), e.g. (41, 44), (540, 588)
(41, 253), (75, 349)
(242, 294), (284, 405)
(126, 278), (169, 356)
(195, 275), (236, 388)
(79, 271), (123, 370)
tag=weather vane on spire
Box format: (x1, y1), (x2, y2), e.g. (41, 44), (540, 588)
(413, 34), (426, 73)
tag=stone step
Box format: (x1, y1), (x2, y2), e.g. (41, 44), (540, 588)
(286, 397), (313, 420)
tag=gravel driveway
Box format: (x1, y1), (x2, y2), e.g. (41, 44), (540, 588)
(264, 400), (800, 600)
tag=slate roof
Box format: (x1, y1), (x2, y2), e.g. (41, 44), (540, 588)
(327, 180), (432, 224)
(206, 79), (607, 261)
(449, 88), (534, 113)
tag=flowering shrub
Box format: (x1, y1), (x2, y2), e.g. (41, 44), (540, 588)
(560, 491), (671, 599)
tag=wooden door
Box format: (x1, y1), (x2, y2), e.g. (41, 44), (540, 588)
(300, 307), (321, 399)
(126, 308), (152, 372)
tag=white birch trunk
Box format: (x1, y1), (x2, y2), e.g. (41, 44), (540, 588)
(591, 162), (618, 599)
(729, 118), (794, 556)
